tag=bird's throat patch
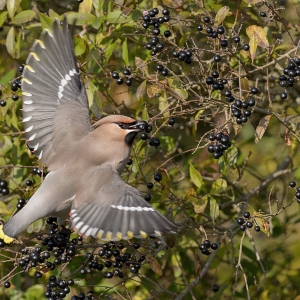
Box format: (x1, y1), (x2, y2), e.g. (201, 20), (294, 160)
(124, 131), (138, 146)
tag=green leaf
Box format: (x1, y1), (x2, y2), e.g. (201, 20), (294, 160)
(12, 10), (36, 25)
(168, 78), (188, 99)
(86, 81), (102, 119)
(160, 136), (175, 155)
(226, 144), (238, 167)
(39, 13), (53, 30)
(189, 163), (204, 189)
(23, 284), (44, 299)
(6, 26), (17, 58)
(0, 133), (5, 148)
(0, 69), (16, 86)
(122, 38), (129, 65)
(211, 179), (227, 194)
(142, 106), (149, 121)
(216, 154), (226, 175)
(103, 40), (116, 61)
(0, 11), (8, 27)
(106, 11), (129, 23)
(131, 10), (142, 22)
(210, 196), (219, 222)
(158, 91), (168, 116)
(74, 36), (87, 56)
(67, 12), (96, 25)
(92, 16), (104, 29)
(48, 9), (60, 19)
(7, 0), (21, 19)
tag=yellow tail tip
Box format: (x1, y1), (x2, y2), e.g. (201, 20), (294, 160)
(0, 224), (14, 244)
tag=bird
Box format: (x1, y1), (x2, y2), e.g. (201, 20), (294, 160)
(0, 19), (177, 244)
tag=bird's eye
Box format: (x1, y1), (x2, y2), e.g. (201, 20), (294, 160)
(117, 122), (125, 129)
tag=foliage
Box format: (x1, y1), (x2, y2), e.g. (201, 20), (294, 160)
(1, 0), (300, 299)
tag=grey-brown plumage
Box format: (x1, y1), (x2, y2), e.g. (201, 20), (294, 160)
(0, 19), (177, 243)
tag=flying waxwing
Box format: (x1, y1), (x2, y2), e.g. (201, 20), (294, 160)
(0, 19), (177, 244)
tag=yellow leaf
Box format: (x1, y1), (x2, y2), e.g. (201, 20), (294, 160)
(246, 25), (269, 62)
(243, 0), (262, 3)
(79, 0), (92, 13)
(210, 196), (219, 222)
(211, 179), (227, 194)
(214, 6), (230, 26)
(184, 188), (197, 202)
(193, 195), (208, 214)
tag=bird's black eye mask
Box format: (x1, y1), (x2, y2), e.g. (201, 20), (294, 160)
(116, 121), (137, 130)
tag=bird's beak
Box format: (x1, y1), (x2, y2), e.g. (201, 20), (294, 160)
(128, 121), (147, 132)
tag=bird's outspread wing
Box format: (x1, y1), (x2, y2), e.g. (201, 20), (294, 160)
(70, 164), (178, 241)
(21, 19), (93, 169)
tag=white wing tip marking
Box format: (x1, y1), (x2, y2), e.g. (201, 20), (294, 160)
(23, 116), (32, 122)
(25, 125), (33, 133)
(28, 133), (36, 141)
(111, 205), (154, 211)
(38, 150), (43, 160)
(33, 143), (39, 151)
(22, 93), (32, 97)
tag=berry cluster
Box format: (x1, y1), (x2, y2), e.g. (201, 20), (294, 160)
(16, 198), (26, 210)
(155, 63), (169, 76)
(95, 241), (145, 278)
(224, 88), (257, 124)
(289, 181), (300, 203)
(0, 65), (23, 106)
(206, 70), (228, 91)
(33, 167), (43, 177)
(138, 123), (161, 147)
(142, 8), (171, 56)
(207, 132), (231, 159)
(172, 49), (193, 65)
(143, 173), (163, 202)
(199, 239), (218, 256)
(111, 69), (132, 86)
(0, 179), (9, 195)
(71, 292), (94, 300)
(196, 18), (250, 51)
(278, 58), (300, 100)
(44, 275), (74, 299)
(236, 211), (260, 232)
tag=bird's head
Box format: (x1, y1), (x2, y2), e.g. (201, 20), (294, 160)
(93, 115), (147, 146)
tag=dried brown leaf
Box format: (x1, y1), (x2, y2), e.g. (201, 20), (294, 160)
(255, 115), (271, 143)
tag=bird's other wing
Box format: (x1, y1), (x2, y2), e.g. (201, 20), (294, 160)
(21, 19), (93, 169)
(70, 165), (178, 241)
